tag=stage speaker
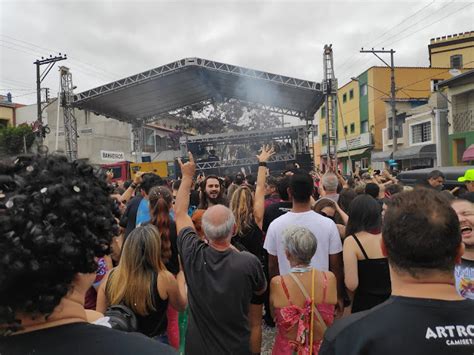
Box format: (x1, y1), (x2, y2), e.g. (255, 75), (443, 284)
(296, 153), (313, 172)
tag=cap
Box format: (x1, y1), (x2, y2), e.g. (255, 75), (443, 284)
(458, 169), (474, 182)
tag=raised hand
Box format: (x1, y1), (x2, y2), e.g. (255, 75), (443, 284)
(178, 152), (196, 178)
(256, 144), (275, 163)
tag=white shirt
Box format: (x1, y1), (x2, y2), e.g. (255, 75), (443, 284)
(263, 210), (342, 275)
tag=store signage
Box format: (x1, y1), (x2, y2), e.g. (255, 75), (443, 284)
(338, 132), (372, 151)
(101, 150), (125, 161)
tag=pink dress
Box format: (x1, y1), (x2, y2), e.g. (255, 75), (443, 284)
(273, 272), (334, 355)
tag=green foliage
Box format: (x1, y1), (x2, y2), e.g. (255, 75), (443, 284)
(0, 124), (35, 155)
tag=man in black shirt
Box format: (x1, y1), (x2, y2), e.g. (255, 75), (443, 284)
(320, 189), (474, 355)
(175, 153), (267, 355)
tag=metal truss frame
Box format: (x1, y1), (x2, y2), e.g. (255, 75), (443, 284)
(73, 57), (321, 120)
(60, 66), (78, 161)
(196, 153), (295, 170)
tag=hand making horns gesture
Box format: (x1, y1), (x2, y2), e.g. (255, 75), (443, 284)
(178, 152), (196, 178)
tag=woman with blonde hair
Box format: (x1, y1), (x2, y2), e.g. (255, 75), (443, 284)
(97, 224), (187, 341)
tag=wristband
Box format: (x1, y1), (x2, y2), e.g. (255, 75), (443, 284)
(258, 162), (267, 167)
(130, 182), (138, 189)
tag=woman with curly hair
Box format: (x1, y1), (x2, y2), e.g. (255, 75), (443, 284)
(0, 155), (174, 354)
(97, 224), (186, 342)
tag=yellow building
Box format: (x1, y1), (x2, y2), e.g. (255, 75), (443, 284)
(429, 31), (474, 69)
(317, 66), (455, 172)
(0, 94), (17, 128)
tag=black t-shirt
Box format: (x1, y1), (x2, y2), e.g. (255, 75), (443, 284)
(262, 201), (292, 233)
(320, 296), (474, 355)
(120, 195), (143, 239)
(177, 227), (266, 355)
(0, 322), (176, 355)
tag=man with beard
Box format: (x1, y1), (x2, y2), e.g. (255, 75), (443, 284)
(451, 196), (474, 299)
(192, 175), (227, 238)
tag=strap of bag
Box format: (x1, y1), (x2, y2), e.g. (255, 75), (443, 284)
(288, 272), (327, 332)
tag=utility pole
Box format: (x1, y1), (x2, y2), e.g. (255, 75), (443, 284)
(360, 48), (397, 153)
(34, 54), (67, 143)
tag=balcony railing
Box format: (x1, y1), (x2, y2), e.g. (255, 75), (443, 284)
(453, 110), (473, 133)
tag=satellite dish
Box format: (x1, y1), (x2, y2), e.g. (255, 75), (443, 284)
(449, 69), (461, 77)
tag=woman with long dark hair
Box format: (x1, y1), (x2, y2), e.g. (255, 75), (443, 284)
(343, 195), (391, 313)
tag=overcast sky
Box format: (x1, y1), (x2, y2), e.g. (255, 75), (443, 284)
(0, 0), (472, 105)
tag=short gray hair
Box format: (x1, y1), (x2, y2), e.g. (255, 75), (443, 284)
(322, 173), (338, 192)
(283, 225), (317, 265)
(202, 205), (236, 241)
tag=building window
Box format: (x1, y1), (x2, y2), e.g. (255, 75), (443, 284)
(143, 128), (156, 153)
(350, 123), (355, 133)
(344, 126), (348, 134)
(361, 121), (369, 133)
(322, 134), (327, 144)
(431, 79), (442, 92)
(360, 157), (369, 169)
(349, 89), (354, 100)
(361, 84), (368, 96)
(321, 106), (326, 119)
(388, 114), (405, 139)
(411, 121), (432, 144)
(343, 93), (347, 103)
(450, 55), (463, 69)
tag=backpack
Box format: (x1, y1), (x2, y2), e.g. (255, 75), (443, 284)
(104, 304), (138, 332)
(104, 269), (138, 333)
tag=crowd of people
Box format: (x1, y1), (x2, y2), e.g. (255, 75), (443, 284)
(0, 150), (473, 354)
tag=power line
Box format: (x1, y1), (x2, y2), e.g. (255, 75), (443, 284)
(386, 2), (473, 47)
(372, 0), (457, 47)
(0, 34), (120, 79)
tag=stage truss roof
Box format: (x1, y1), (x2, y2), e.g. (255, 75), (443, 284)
(72, 58), (324, 123)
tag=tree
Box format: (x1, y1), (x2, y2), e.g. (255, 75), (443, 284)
(168, 99), (282, 135)
(0, 124), (35, 155)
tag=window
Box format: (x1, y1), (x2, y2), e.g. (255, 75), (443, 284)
(361, 121), (369, 133)
(343, 93), (347, 103)
(360, 157), (369, 169)
(411, 121), (432, 144)
(431, 79), (442, 92)
(350, 123), (355, 133)
(349, 89), (354, 100)
(361, 84), (368, 96)
(344, 126), (348, 134)
(388, 114), (405, 139)
(450, 55), (463, 69)
(321, 106), (326, 118)
(322, 134), (327, 144)
(143, 128), (156, 153)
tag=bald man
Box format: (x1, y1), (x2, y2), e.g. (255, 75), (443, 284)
(175, 153), (267, 355)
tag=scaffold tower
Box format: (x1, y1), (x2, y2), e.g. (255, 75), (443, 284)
(60, 66), (78, 161)
(323, 45), (338, 169)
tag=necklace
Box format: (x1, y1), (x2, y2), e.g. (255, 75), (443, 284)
(290, 265), (312, 273)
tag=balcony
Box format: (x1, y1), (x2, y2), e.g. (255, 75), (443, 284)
(453, 110), (473, 133)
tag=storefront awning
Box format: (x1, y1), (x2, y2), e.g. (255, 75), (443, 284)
(337, 148), (369, 158)
(371, 150), (392, 162)
(393, 144), (436, 160)
(463, 144), (474, 162)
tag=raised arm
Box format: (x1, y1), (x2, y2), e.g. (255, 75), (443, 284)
(175, 153), (196, 233)
(254, 145), (275, 230)
(119, 171), (144, 203)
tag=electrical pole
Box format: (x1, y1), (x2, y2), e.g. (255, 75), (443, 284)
(360, 48), (397, 153)
(34, 54), (67, 143)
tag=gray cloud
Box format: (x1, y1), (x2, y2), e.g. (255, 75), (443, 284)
(1, 0), (472, 105)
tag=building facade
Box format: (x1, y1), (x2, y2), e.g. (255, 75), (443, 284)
(429, 31), (474, 69)
(16, 102), (191, 165)
(438, 69), (474, 166)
